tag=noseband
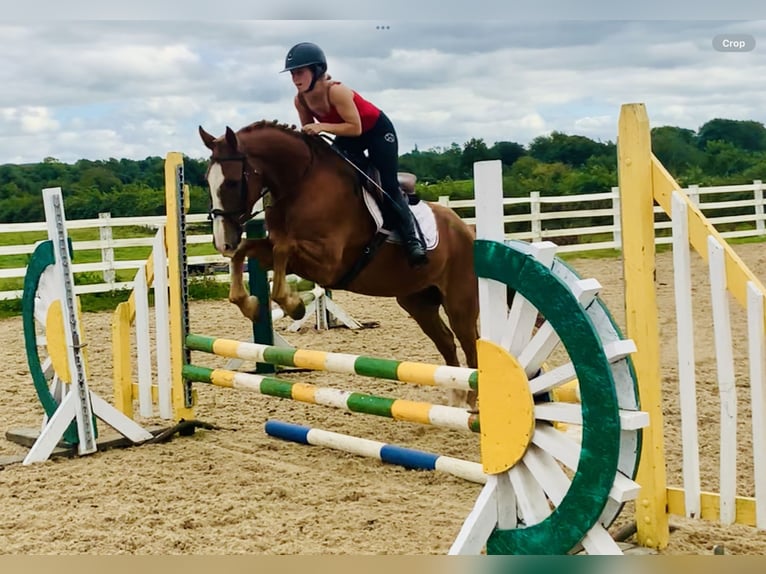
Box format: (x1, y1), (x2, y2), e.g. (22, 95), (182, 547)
(208, 155), (262, 227)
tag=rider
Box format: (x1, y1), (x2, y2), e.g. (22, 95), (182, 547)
(282, 41), (428, 268)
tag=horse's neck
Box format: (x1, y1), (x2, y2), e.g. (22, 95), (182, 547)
(262, 147), (373, 241)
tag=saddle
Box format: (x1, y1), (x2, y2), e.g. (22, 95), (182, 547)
(362, 165), (420, 207)
(323, 147), (429, 289)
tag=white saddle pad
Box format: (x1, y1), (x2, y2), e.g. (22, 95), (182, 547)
(361, 190), (439, 250)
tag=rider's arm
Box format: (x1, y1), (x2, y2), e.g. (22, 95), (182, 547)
(294, 95), (316, 127)
(320, 84), (362, 137)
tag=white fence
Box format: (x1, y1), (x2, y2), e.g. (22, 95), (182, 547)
(439, 179), (765, 253)
(0, 213), (226, 301)
(0, 180), (763, 301)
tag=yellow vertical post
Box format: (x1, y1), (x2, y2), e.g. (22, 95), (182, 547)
(111, 247), (157, 416)
(617, 103), (669, 549)
(164, 152), (196, 421)
(112, 302), (134, 417)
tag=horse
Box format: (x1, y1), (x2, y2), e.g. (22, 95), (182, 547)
(198, 120), (479, 408)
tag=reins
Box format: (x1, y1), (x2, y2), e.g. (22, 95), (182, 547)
(317, 133), (394, 202)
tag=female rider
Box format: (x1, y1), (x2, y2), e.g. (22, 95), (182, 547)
(282, 41), (428, 267)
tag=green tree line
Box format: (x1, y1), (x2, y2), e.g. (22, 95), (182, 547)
(1, 117), (765, 224)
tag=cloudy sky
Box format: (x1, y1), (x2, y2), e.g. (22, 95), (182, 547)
(1, 18), (765, 164)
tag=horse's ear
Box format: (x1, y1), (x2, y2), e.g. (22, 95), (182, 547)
(199, 126), (216, 150)
(225, 126), (240, 152)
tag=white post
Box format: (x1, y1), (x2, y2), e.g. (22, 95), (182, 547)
(24, 189), (153, 464)
(474, 160), (507, 343)
(688, 184), (700, 206)
(708, 236), (737, 525)
(451, 160), (516, 555)
(753, 180), (764, 235)
(611, 186), (622, 250)
(671, 193), (701, 519)
(98, 212), (115, 288)
(530, 191), (541, 242)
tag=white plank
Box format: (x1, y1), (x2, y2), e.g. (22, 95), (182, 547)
(152, 228), (173, 420)
(529, 363), (577, 395)
(494, 471), (517, 530)
(501, 242), (557, 355)
(90, 394), (153, 443)
(528, 340), (635, 395)
(534, 403), (649, 430)
(23, 391), (81, 464)
(522, 443), (571, 505)
(474, 160), (507, 343)
(708, 236), (737, 525)
(580, 523), (624, 555)
(517, 278), (600, 375)
(508, 463), (551, 525)
(531, 424), (640, 503)
(747, 282), (766, 529)
(671, 192), (701, 518)
(449, 477), (499, 555)
(522, 444), (622, 554)
(133, 265), (154, 418)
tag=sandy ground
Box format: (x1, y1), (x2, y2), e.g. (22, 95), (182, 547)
(2, 243), (766, 555)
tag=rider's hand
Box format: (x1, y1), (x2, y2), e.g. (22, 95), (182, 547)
(302, 123), (325, 135)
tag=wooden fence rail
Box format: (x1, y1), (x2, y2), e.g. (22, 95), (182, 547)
(0, 180), (763, 301)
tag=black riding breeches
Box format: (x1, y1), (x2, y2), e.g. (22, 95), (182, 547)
(333, 111), (400, 201)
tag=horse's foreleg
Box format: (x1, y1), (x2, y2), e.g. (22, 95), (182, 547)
(270, 242), (306, 320)
(228, 238), (274, 322)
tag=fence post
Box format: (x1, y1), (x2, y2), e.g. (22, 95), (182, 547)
(530, 191), (541, 242)
(754, 180), (764, 235)
(612, 186), (622, 250)
(98, 212), (115, 288)
(687, 184), (700, 206)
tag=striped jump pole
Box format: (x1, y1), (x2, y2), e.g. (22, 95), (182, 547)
(186, 333), (478, 392)
(183, 364), (480, 432)
(264, 419), (486, 484)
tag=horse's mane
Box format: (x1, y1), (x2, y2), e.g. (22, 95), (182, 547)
(238, 119), (338, 159)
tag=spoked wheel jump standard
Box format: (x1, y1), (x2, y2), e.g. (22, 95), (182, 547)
(451, 238), (646, 555)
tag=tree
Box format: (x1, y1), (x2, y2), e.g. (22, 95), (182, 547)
(489, 141), (526, 168)
(697, 119), (766, 152)
(528, 131), (610, 168)
(703, 140), (756, 177)
(651, 126), (705, 176)
(460, 138), (495, 178)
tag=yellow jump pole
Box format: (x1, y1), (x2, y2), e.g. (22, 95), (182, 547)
(617, 103), (669, 549)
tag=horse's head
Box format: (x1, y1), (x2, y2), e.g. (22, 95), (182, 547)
(199, 125), (264, 256)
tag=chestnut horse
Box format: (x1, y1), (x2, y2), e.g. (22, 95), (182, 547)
(198, 120), (479, 407)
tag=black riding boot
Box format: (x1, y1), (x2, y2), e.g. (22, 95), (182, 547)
(385, 192), (428, 267)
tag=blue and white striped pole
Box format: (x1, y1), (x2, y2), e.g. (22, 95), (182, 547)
(265, 419), (487, 485)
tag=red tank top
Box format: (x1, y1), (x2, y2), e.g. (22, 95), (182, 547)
(303, 83), (381, 133)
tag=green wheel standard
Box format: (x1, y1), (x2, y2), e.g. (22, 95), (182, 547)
(474, 240), (642, 555)
(22, 238), (84, 445)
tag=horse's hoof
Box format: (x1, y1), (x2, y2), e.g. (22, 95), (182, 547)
(288, 300), (306, 320)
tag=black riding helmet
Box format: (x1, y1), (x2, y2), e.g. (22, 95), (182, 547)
(282, 42), (327, 91)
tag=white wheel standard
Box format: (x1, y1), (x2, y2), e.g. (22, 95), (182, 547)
(22, 239), (72, 431)
(453, 239), (646, 555)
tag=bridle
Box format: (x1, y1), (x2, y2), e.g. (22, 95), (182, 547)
(207, 154), (264, 227)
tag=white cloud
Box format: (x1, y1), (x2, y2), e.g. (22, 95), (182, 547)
(0, 106), (60, 134)
(0, 20), (764, 163)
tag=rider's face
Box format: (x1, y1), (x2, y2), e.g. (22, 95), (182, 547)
(290, 67), (313, 92)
